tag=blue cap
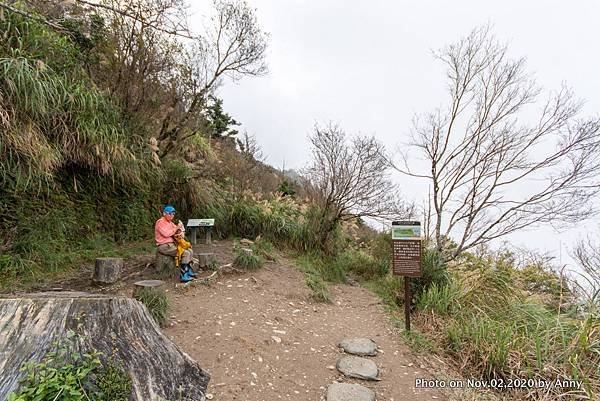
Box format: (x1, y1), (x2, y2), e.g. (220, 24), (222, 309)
(163, 205), (176, 213)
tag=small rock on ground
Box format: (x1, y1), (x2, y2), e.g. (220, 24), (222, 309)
(336, 356), (380, 381)
(327, 383), (376, 401)
(339, 338), (378, 356)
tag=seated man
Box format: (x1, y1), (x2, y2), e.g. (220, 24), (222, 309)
(155, 205), (196, 282)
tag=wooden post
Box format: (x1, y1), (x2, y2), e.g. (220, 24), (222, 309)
(93, 257), (123, 284)
(190, 227), (197, 245)
(404, 277), (411, 331)
(205, 227), (212, 245)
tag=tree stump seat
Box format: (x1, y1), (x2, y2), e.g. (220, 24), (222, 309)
(93, 257), (123, 284)
(197, 253), (217, 268)
(155, 251), (176, 279)
(133, 280), (166, 298)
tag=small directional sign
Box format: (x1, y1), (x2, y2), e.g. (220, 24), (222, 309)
(187, 219), (215, 245)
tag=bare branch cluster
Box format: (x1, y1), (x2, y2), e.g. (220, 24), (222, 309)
(157, 0), (268, 155)
(306, 122), (413, 224)
(392, 26), (600, 260)
(74, 0), (194, 38)
(573, 235), (600, 287)
(237, 131), (263, 161)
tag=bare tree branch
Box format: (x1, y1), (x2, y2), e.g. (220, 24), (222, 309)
(158, 0), (268, 156)
(572, 234), (600, 287)
(72, 0), (196, 39)
(0, 1), (67, 32)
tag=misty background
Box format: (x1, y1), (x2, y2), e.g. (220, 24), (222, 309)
(189, 0), (600, 279)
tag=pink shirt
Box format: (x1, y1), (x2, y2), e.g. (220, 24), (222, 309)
(155, 217), (178, 245)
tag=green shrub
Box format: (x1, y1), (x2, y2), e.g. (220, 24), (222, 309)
(95, 357), (133, 401)
(333, 248), (388, 280)
(459, 265), (514, 313)
(369, 232), (393, 266)
(400, 328), (437, 353)
(277, 180), (296, 196)
(410, 246), (450, 300)
(7, 331), (132, 401)
(134, 288), (170, 327)
(305, 271), (331, 303)
(233, 246), (265, 270)
(297, 253), (346, 284)
(253, 237), (277, 261)
(363, 274), (404, 308)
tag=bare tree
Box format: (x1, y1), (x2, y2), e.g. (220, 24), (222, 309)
(157, 0), (268, 156)
(390, 26), (600, 261)
(573, 235), (600, 288)
(306, 123), (413, 250)
(237, 131), (263, 161)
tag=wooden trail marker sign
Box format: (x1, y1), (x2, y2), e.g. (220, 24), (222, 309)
(391, 221), (422, 331)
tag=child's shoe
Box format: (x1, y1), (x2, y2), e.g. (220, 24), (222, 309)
(186, 263), (198, 277)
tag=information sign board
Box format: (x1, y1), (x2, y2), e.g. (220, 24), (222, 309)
(187, 219), (215, 227)
(391, 221), (422, 277)
(392, 239), (422, 277)
(390, 220), (423, 330)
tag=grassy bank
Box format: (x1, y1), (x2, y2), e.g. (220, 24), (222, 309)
(300, 240), (599, 400)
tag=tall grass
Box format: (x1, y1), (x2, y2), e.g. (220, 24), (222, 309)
(417, 281), (460, 316)
(134, 287), (170, 327)
(331, 248), (388, 280)
(0, 57), (139, 190)
(353, 239), (600, 399)
(409, 254), (600, 399)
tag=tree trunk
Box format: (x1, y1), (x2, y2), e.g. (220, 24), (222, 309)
(0, 292), (210, 400)
(93, 257), (123, 284)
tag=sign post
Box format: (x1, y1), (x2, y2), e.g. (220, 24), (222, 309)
(187, 219), (215, 245)
(391, 221), (422, 331)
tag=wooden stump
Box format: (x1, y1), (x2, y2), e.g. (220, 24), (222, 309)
(0, 292), (210, 400)
(197, 253), (217, 268)
(155, 252), (176, 278)
(133, 280), (166, 298)
(93, 257), (123, 284)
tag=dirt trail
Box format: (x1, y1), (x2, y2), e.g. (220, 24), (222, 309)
(163, 240), (447, 401)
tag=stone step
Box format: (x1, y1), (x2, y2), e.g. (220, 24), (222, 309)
(338, 338), (378, 356)
(326, 383), (376, 401)
(336, 355), (380, 381)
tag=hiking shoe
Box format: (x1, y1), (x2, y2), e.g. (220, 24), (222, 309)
(180, 270), (194, 282)
(187, 265), (198, 277)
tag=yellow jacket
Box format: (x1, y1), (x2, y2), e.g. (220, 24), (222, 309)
(173, 235), (192, 267)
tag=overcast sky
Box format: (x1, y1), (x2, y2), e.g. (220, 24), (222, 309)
(190, 0), (600, 278)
